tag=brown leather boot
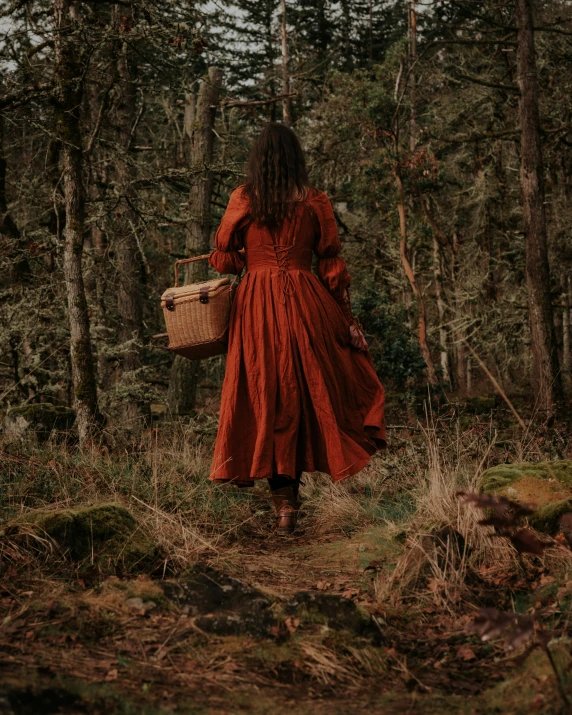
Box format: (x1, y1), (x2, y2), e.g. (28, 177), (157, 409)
(271, 486), (298, 536)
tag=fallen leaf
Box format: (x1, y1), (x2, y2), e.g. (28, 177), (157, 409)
(456, 644), (477, 661)
(284, 616), (300, 635)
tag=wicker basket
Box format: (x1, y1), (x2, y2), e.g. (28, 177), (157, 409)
(161, 253), (239, 360)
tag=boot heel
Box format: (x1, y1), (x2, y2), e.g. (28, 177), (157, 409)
(276, 504), (297, 535)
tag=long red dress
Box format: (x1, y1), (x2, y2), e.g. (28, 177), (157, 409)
(208, 186), (386, 486)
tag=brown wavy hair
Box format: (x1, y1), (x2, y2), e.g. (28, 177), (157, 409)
(243, 122), (309, 230)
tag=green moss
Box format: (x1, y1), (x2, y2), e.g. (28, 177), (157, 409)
(479, 461), (572, 492)
(8, 503), (159, 570)
(531, 500), (572, 534)
(478, 461), (572, 534)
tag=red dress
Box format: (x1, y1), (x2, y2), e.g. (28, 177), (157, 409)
(208, 186), (386, 486)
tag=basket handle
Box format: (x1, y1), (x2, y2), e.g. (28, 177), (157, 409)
(173, 253), (212, 287)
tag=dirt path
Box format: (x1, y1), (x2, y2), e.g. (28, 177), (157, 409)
(0, 500), (562, 715)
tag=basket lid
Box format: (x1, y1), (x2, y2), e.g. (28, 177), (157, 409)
(161, 276), (230, 301)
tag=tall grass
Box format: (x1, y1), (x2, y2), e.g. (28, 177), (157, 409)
(1, 412), (565, 580)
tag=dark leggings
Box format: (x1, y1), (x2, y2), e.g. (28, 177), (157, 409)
(267, 471), (303, 491)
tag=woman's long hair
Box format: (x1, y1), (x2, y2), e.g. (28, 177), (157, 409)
(243, 122), (309, 230)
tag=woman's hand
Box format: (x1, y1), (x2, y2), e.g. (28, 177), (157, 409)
(349, 323), (367, 351)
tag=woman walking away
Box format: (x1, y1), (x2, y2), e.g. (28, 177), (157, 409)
(209, 122), (386, 535)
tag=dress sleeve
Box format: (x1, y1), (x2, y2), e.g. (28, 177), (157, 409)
(310, 191), (354, 324)
(208, 186), (250, 275)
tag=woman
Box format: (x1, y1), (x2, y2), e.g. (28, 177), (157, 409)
(209, 122), (386, 535)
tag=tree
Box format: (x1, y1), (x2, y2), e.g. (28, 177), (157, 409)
(515, 0), (562, 416)
(168, 67), (223, 415)
(53, 0), (102, 445)
(112, 3), (146, 429)
(280, 0), (293, 126)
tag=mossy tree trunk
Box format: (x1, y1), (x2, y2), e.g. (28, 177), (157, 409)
(167, 67), (223, 416)
(515, 0), (562, 417)
(54, 0), (102, 446)
(113, 4), (146, 429)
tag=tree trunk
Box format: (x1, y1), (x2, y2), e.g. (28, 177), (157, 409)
(113, 4), (145, 429)
(280, 0), (293, 126)
(395, 172), (437, 385)
(85, 67), (112, 391)
(451, 231), (467, 392)
(433, 234), (451, 387)
(408, 1), (417, 152)
(562, 275), (571, 397)
(168, 67), (223, 416)
(54, 0), (101, 446)
(515, 0), (561, 416)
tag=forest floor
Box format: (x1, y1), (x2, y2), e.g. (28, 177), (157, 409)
(1, 399), (572, 713)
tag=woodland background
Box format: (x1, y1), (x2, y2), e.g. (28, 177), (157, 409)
(3, 2), (572, 712)
(2, 0), (571, 441)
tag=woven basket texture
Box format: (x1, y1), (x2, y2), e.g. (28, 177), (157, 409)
(161, 277), (232, 350)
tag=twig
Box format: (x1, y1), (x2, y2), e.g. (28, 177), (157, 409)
(462, 340), (527, 430)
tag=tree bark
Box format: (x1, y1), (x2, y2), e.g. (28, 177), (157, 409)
(433, 234), (451, 387)
(85, 64), (112, 390)
(54, 0), (101, 446)
(562, 275), (571, 397)
(515, 0), (562, 416)
(408, 1), (417, 152)
(451, 231), (467, 393)
(113, 4), (145, 429)
(395, 172), (437, 385)
(280, 0), (293, 126)
(168, 67), (223, 416)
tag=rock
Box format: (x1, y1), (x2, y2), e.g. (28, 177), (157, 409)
(5, 503), (160, 570)
(2, 403), (75, 442)
(479, 461), (572, 534)
(162, 567), (382, 641)
(161, 565), (276, 638)
(285, 591), (379, 640)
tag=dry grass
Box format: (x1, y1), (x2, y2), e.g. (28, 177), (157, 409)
(2, 412), (570, 589)
(2, 412), (572, 712)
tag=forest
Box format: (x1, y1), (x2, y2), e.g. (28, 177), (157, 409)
(1, 0), (572, 712)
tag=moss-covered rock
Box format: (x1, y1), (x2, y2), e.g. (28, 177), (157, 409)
(162, 565), (276, 638)
(478, 461), (572, 534)
(3, 403), (75, 442)
(285, 591), (379, 640)
(5, 503), (159, 570)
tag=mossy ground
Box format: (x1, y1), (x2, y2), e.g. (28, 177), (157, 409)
(5, 502), (160, 570)
(479, 461), (572, 534)
(1, 416), (572, 713)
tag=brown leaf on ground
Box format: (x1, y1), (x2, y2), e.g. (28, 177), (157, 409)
(510, 529), (548, 555)
(456, 644), (477, 661)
